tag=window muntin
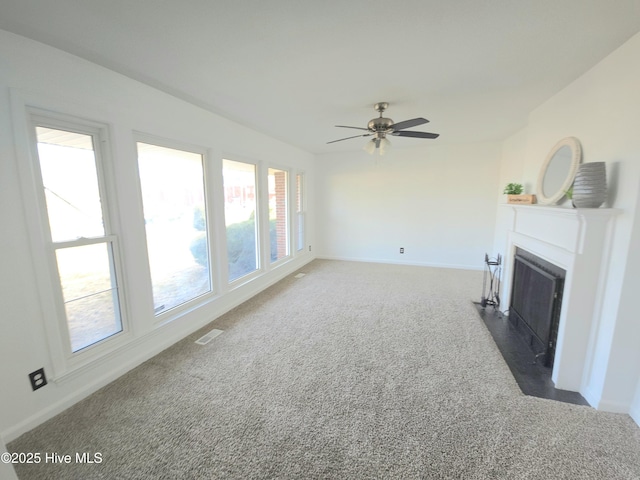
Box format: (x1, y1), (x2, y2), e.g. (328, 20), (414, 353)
(136, 142), (211, 315)
(268, 168), (289, 262)
(223, 159), (259, 282)
(34, 124), (123, 353)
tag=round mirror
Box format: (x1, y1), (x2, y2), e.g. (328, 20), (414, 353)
(536, 137), (582, 205)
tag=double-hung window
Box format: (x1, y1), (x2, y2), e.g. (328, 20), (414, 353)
(32, 119), (124, 354)
(296, 173), (305, 252)
(268, 168), (289, 262)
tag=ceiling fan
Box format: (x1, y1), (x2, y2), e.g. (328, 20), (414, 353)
(327, 102), (439, 154)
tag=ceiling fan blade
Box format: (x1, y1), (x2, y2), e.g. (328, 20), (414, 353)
(391, 117), (429, 131)
(327, 133), (372, 144)
(392, 131), (440, 139)
(335, 125), (370, 131)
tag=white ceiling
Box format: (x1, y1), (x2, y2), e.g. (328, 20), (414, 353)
(1, 0), (639, 154)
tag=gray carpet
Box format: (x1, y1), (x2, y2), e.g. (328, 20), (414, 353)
(9, 260), (640, 479)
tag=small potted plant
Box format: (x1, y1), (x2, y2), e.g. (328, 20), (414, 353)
(503, 183), (536, 204)
(503, 183), (523, 195)
(564, 186), (575, 208)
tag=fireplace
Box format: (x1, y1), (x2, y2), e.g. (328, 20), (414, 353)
(500, 204), (618, 397)
(509, 249), (565, 368)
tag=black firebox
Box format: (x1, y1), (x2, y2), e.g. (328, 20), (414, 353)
(508, 249), (565, 368)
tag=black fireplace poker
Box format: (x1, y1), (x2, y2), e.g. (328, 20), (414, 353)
(480, 253), (501, 309)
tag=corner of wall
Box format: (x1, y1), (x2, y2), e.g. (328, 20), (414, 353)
(630, 380), (640, 427)
(0, 434), (19, 479)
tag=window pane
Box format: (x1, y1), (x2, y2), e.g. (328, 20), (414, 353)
(55, 243), (122, 352)
(296, 173), (304, 251)
(223, 160), (258, 282)
(137, 142), (211, 314)
(36, 127), (105, 242)
(268, 168), (289, 262)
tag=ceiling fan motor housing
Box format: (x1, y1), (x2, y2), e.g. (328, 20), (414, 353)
(368, 117), (394, 132)
(370, 102), (393, 133)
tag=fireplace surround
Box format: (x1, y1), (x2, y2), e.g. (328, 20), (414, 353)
(500, 205), (619, 396)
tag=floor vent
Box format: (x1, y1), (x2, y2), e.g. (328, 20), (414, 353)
(195, 328), (224, 345)
(294, 273), (306, 278)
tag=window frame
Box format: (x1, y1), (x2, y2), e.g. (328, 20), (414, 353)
(222, 157), (262, 286)
(267, 166), (291, 265)
(295, 171), (306, 253)
(20, 108), (132, 378)
(51, 235), (124, 353)
(134, 133), (216, 321)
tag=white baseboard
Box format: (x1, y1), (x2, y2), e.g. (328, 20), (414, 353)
(581, 384), (635, 415)
(596, 398), (633, 414)
(580, 383), (600, 409)
(2, 255), (314, 443)
(315, 255), (484, 271)
(630, 400), (640, 427)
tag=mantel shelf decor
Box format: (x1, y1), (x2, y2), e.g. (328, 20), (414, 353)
(507, 194), (537, 205)
(504, 182), (536, 204)
(536, 137), (582, 205)
(572, 162), (607, 208)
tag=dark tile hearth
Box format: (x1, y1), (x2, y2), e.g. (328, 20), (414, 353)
(474, 304), (589, 406)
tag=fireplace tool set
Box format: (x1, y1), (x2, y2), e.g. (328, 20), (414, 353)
(480, 253), (501, 309)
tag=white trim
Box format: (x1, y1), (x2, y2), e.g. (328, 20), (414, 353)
(267, 166), (292, 264)
(1, 254), (314, 443)
(294, 171), (307, 253)
(594, 398), (633, 414)
(630, 397), (640, 427)
(316, 255), (484, 271)
(221, 157), (262, 286)
(500, 205), (620, 394)
(10, 94), (134, 379)
(133, 133), (217, 323)
(583, 383), (636, 414)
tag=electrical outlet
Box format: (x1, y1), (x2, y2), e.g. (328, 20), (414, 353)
(400, 247), (405, 254)
(309, 245), (311, 252)
(29, 368), (47, 391)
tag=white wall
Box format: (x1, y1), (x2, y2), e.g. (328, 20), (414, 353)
(0, 30), (314, 441)
(316, 142), (502, 269)
(492, 128), (528, 256)
(602, 175), (640, 411)
(493, 32), (640, 418)
(631, 376), (640, 426)
(0, 434), (18, 479)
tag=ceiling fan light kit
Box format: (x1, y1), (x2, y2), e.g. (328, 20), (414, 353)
(329, 102), (439, 154)
(363, 139), (376, 154)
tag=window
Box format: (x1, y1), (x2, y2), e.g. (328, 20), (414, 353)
(223, 159), (259, 282)
(34, 124), (123, 353)
(268, 168), (289, 262)
(137, 142), (211, 314)
(296, 173), (305, 252)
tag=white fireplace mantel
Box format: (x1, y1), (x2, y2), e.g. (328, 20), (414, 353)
(500, 204), (620, 396)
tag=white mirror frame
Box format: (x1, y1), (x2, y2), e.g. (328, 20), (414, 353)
(536, 136), (582, 205)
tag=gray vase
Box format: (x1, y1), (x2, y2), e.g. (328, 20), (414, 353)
(572, 162), (606, 208)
